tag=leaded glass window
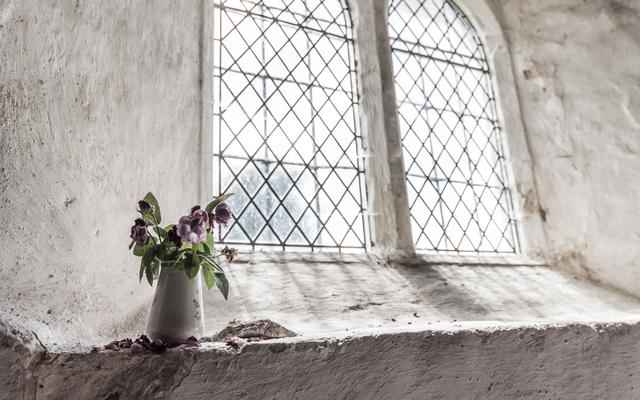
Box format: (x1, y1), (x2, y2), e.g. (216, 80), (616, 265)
(212, 0), (368, 252)
(389, 0), (520, 253)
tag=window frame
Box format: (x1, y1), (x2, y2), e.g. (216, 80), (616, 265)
(206, 0), (370, 253)
(199, 0), (547, 266)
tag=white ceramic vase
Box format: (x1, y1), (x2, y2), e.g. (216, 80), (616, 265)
(146, 263), (204, 344)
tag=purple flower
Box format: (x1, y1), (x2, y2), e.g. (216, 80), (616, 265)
(129, 218), (150, 249)
(191, 205), (212, 231)
(213, 202), (233, 227)
(168, 225), (182, 249)
(138, 200), (152, 213)
(176, 209), (210, 244)
(193, 209), (210, 229)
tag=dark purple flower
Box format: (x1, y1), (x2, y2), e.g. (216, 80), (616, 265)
(168, 225), (182, 249)
(103, 338), (133, 351)
(176, 209), (209, 244)
(129, 218), (150, 249)
(192, 209), (210, 228)
(190, 205), (201, 215)
(138, 200), (152, 213)
(213, 202), (233, 227)
(221, 246), (238, 263)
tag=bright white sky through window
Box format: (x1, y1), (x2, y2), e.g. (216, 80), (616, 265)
(389, 0), (519, 253)
(212, 0), (368, 252)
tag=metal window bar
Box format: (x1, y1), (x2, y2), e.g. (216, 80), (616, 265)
(213, 0), (369, 252)
(389, 0), (520, 254)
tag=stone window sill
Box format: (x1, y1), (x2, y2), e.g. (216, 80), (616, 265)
(9, 251), (640, 349)
(4, 253), (640, 398)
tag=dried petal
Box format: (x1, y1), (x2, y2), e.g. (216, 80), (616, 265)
(130, 342), (145, 353)
(149, 339), (167, 354)
(221, 246), (238, 263)
(224, 337), (241, 349)
(184, 336), (201, 347)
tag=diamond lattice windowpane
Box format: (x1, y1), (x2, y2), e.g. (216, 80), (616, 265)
(213, 0), (368, 252)
(389, 0), (519, 254)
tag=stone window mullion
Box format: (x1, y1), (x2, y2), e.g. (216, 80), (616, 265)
(352, 0), (416, 258)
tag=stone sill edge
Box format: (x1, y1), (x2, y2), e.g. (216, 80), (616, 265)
(52, 319), (640, 355)
(235, 250), (546, 267)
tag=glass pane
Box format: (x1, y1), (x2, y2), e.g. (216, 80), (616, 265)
(213, 0), (368, 252)
(389, 0), (519, 254)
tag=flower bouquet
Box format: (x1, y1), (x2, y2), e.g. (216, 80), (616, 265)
(129, 192), (237, 342)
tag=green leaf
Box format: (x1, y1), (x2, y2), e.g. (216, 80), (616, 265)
(153, 226), (168, 239)
(192, 242), (204, 254)
(215, 273), (229, 300)
(133, 243), (152, 257)
(203, 233), (214, 254)
(202, 267), (215, 290)
(141, 212), (156, 225)
(139, 258), (146, 283)
(142, 245), (157, 286)
(184, 253), (200, 279)
(142, 245), (156, 268)
(200, 254), (225, 274)
(155, 243), (168, 260)
(205, 193), (233, 213)
(143, 192), (162, 224)
(198, 255), (229, 299)
(145, 263), (154, 286)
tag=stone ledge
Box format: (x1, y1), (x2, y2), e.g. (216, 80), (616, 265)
(7, 260), (640, 348)
(4, 320), (640, 399)
(4, 260), (640, 399)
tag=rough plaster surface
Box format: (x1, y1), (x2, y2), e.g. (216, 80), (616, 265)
(496, 0), (640, 295)
(0, 0), (202, 341)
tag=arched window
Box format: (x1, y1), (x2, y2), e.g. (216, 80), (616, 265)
(389, 0), (519, 253)
(212, 0), (368, 252)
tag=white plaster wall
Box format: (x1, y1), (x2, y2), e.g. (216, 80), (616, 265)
(0, 0), (203, 339)
(495, 0), (640, 296)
